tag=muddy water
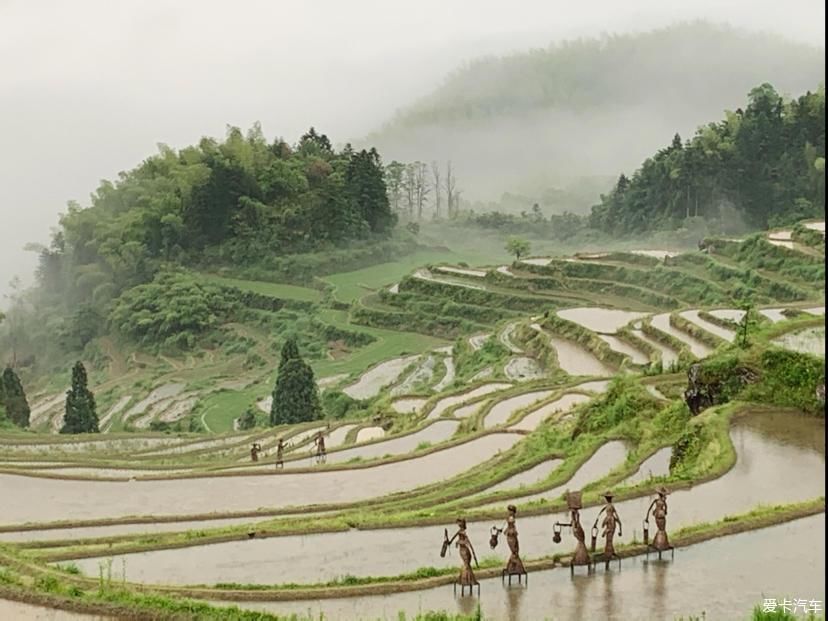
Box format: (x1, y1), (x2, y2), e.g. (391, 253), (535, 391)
(318, 374), (349, 390)
(427, 384), (512, 420)
(548, 336), (614, 377)
(28, 394), (65, 427)
(226, 514), (825, 621)
(469, 367), (494, 382)
(0, 437), (183, 455)
(0, 515), (264, 543)
(496, 266), (514, 277)
(144, 434), (249, 457)
(391, 398), (427, 414)
(805, 221), (825, 233)
(650, 314), (711, 358)
(343, 355), (420, 400)
(124, 383), (185, 421)
(478, 441), (629, 509)
(804, 306), (825, 316)
(759, 308), (787, 322)
(509, 394), (592, 432)
(70, 412), (823, 586)
(323, 420), (460, 464)
(0, 599), (109, 620)
(772, 327), (825, 357)
(436, 266), (487, 278)
(574, 380), (611, 394)
(485, 459), (564, 493)
(73, 440), (625, 585)
(1, 434), (521, 525)
(432, 357), (455, 392)
(557, 308), (647, 334)
(708, 308), (744, 323)
(621, 447), (672, 485)
(644, 385), (667, 401)
(355, 427), (384, 443)
(484, 391), (555, 428)
(521, 257), (552, 266)
(468, 334), (491, 351)
(21, 466), (197, 479)
(390, 356), (436, 396)
(629, 250), (679, 259)
(503, 357), (544, 382)
(499, 322), (523, 353)
(323, 425), (357, 449)
(71, 413), (825, 592)
(454, 400), (489, 419)
(597, 335), (649, 364)
(413, 269), (486, 291)
(98, 395), (132, 430)
(630, 329), (678, 367)
(679, 310), (734, 343)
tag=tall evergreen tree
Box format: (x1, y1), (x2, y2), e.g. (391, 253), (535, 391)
(270, 339), (321, 426)
(346, 149), (396, 234)
(61, 361), (99, 434)
(0, 367), (30, 428)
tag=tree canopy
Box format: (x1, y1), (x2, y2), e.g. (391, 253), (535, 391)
(270, 337), (321, 426)
(0, 367), (30, 428)
(31, 126), (396, 313)
(61, 361), (99, 434)
(590, 84), (825, 233)
(505, 237), (531, 261)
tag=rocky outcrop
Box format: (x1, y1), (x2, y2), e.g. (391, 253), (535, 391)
(684, 362), (759, 416)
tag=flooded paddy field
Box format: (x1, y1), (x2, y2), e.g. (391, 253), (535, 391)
(2, 230), (824, 620)
(220, 514), (825, 621)
(650, 313), (712, 358)
(66, 411), (823, 586)
(0, 434), (522, 524)
(0, 598), (110, 620)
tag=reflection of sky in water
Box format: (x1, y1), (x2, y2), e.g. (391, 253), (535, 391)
(224, 514), (825, 621)
(68, 411), (824, 588)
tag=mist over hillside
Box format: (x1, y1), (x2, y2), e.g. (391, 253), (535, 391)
(366, 22), (825, 207)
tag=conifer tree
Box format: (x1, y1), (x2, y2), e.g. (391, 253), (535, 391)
(0, 366), (30, 428)
(270, 338), (321, 426)
(61, 361), (99, 434)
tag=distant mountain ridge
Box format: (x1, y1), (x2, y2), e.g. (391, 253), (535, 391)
(365, 21), (825, 206)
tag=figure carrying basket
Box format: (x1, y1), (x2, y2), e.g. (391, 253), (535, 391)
(553, 491), (594, 575)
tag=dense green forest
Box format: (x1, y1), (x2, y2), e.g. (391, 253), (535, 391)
(368, 22), (825, 201)
(2, 81), (823, 374)
(590, 84), (825, 233)
(33, 126), (394, 311)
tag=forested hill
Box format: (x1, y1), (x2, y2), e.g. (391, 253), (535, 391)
(32, 126), (395, 307)
(589, 84), (825, 233)
(366, 22), (825, 202)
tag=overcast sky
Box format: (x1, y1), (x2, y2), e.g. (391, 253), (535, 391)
(0, 0), (824, 301)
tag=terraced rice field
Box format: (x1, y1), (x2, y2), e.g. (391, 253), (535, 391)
(2, 233), (824, 621)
